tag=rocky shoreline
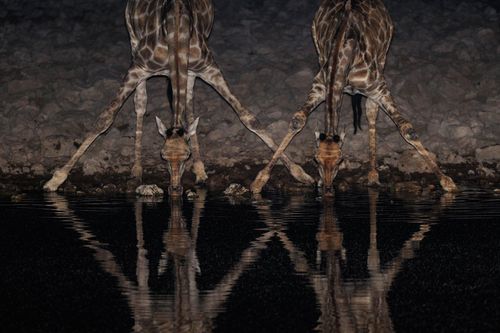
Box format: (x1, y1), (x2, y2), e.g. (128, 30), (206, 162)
(1, 160), (498, 197)
(1, 0), (499, 193)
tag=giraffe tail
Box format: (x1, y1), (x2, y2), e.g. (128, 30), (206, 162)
(325, 0), (355, 135)
(166, 0), (192, 127)
(351, 93), (363, 134)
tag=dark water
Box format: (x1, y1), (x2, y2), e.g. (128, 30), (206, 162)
(1, 189), (499, 333)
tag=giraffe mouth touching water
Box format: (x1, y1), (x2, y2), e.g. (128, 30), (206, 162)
(156, 116), (199, 196)
(315, 132), (345, 196)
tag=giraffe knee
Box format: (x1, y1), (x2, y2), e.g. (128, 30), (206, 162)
(399, 123), (418, 141)
(291, 111), (307, 130)
(242, 114), (263, 132)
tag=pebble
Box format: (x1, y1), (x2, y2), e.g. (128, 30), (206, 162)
(224, 183), (249, 196)
(136, 184), (164, 197)
(185, 189), (198, 199)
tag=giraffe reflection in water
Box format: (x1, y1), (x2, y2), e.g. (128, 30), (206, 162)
(253, 190), (454, 333)
(45, 192), (274, 332)
(46, 190), (454, 332)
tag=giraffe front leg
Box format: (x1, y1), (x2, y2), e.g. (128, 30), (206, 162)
(251, 110), (309, 194)
(43, 66), (147, 192)
(130, 81), (147, 189)
(375, 87), (458, 192)
(365, 99), (380, 186)
(185, 73), (208, 184)
(199, 64), (314, 185)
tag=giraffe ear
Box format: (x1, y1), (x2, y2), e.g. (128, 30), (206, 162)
(339, 130), (346, 148)
(187, 117), (200, 137)
(315, 131), (321, 147)
(156, 116), (167, 138)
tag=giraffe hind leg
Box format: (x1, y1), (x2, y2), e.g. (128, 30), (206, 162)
(199, 64), (314, 186)
(365, 99), (380, 186)
(43, 66), (147, 192)
(129, 80), (147, 190)
(185, 73), (208, 184)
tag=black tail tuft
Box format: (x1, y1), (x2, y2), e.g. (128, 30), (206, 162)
(351, 93), (363, 134)
(167, 78), (174, 112)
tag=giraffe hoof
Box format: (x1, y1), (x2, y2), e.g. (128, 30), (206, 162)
(131, 165), (143, 180)
(43, 170), (67, 192)
(250, 169), (270, 194)
(193, 161), (208, 185)
(289, 164), (315, 184)
(404, 128), (418, 141)
(440, 176), (458, 192)
(367, 170), (380, 186)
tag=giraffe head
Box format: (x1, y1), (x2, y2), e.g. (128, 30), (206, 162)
(314, 131), (345, 196)
(156, 117), (199, 196)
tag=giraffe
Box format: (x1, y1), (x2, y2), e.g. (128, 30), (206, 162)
(250, 0), (458, 195)
(43, 0), (314, 196)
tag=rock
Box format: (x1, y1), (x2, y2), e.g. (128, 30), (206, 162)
(475, 145), (500, 162)
(136, 184), (164, 197)
(397, 150), (435, 174)
(82, 158), (103, 176)
(185, 189), (198, 199)
(224, 183), (249, 196)
(449, 125), (474, 139)
(442, 152), (466, 164)
(394, 181), (422, 193)
(284, 68), (314, 89)
(31, 163), (45, 176)
(478, 165), (496, 178)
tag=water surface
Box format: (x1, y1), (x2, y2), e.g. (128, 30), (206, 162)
(1, 189), (499, 332)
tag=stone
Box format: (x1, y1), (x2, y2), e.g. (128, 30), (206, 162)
(136, 184), (164, 197)
(449, 125), (474, 139)
(31, 163), (45, 176)
(397, 150), (435, 174)
(185, 189), (198, 199)
(224, 183), (249, 196)
(475, 145), (500, 162)
(394, 181), (423, 193)
(82, 158), (103, 176)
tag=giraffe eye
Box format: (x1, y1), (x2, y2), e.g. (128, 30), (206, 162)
(166, 128), (174, 137)
(319, 133), (327, 141)
(177, 128), (185, 136)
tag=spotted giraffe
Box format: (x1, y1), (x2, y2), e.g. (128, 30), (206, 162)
(251, 0), (457, 195)
(43, 0), (314, 195)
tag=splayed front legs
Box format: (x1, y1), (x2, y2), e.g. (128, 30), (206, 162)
(200, 64), (315, 186)
(43, 66), (147, 192)
(251, 73), (326, 194)
(251, 110), (309, 193)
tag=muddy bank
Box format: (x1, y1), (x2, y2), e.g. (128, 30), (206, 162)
(1, 161), (498, 198)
